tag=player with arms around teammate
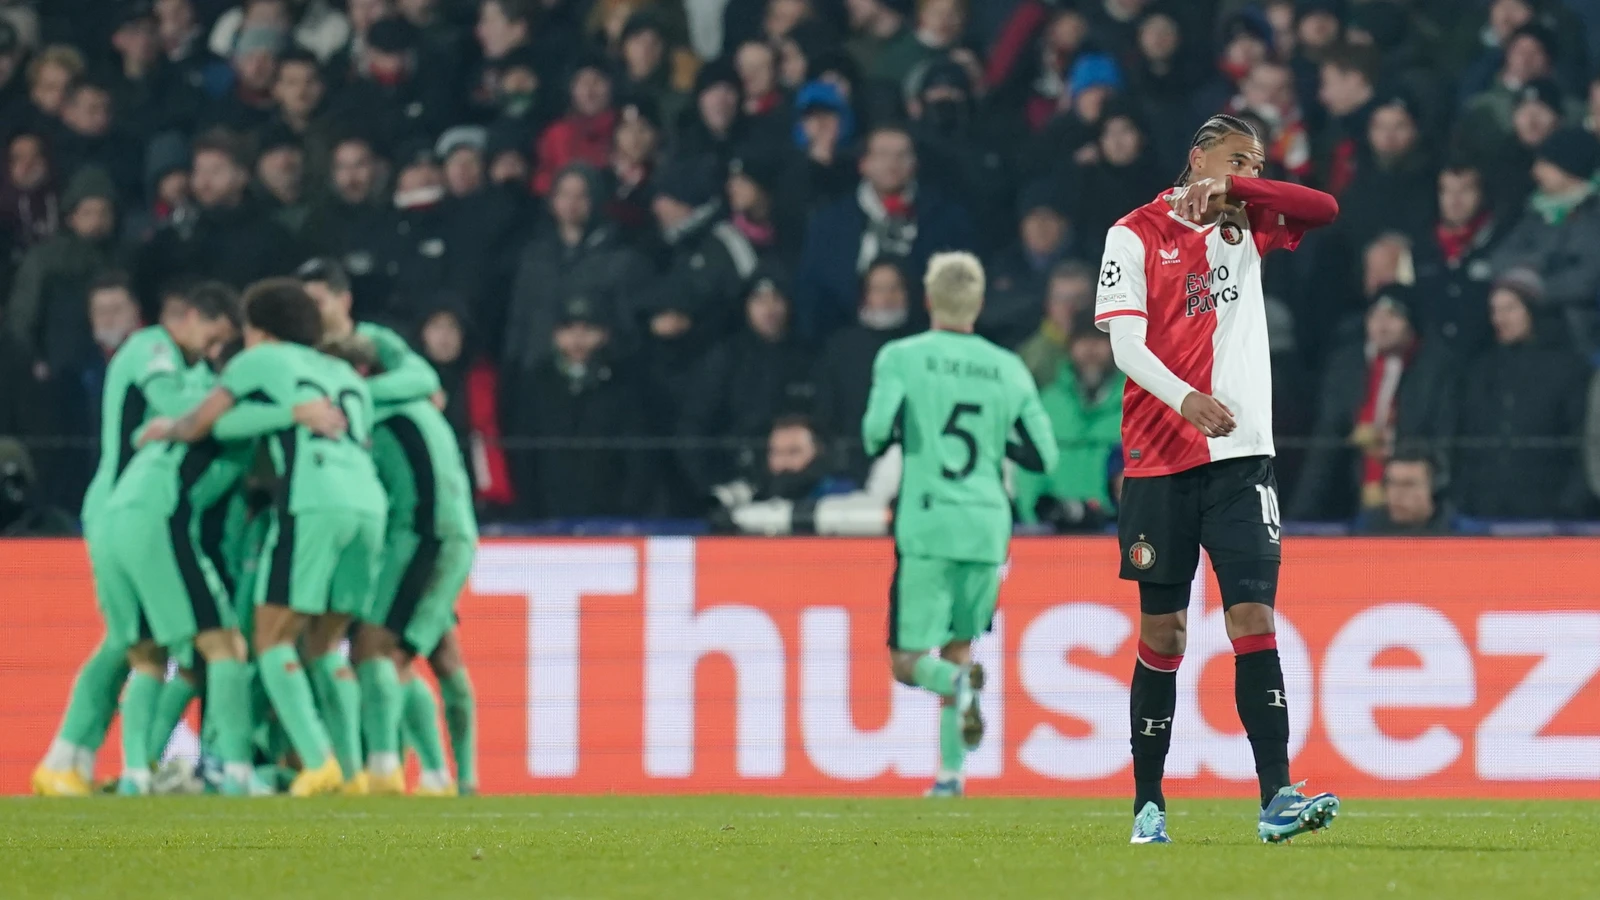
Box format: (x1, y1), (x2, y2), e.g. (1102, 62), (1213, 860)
(297, 257), (443, 405)
(863, 252), (1057, 798)
(33, 280), (239, 797)
(322, 334), (477, 797)
(1094, 114), (1341, 844)
(147, 279), (388, 796)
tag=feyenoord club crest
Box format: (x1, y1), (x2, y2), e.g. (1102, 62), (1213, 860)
(1129, 537), (1156, 570)
(1219, 222), (1243, 245)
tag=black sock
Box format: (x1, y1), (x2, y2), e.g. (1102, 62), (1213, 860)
(1130, 643), (1180, 815)
(1234, 644), (1291, 808)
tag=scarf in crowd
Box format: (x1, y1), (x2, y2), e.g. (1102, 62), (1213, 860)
(1529, 180), (1597, 226)
(855, 181), (917, 273)
(1354, 341), (1415, 508)
(1435, 211), (1490, 265)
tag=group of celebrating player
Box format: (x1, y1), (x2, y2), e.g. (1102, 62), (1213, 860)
(30, 114), (1342, 843)
(30, 259), (479, 798)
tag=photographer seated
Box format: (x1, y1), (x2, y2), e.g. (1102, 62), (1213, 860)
(710, 415), (897, 536)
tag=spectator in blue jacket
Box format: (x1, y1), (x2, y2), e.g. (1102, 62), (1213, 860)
(793, 124), (974, 343)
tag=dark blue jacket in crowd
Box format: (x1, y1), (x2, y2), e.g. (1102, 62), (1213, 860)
(793, 184), (976, 344)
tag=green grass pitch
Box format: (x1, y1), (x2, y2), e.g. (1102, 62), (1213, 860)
(1, 796), (1596, 898)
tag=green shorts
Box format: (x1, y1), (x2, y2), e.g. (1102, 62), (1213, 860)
(86, 519), (147, 649)
(101, 508), (234, 648)
(255, 507), (383, 618)
(369, 531), (475, 658)
(888, 554), (1001, 652)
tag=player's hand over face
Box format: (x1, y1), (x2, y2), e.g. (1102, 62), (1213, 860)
(293, 398), (347, 439)
(1168, 177), (1232, 223)
(1180, 392), (1236, 439)
(136, 417), (176, 446)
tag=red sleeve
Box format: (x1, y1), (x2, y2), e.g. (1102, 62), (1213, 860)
(984, 1), (1050, 91)
(1230, 177), (1339, 254)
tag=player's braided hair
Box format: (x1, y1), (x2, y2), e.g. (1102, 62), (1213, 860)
(1175, 114), (1261, 187)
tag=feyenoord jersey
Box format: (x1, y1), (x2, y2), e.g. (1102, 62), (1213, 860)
(1093, 191), (1306, 476)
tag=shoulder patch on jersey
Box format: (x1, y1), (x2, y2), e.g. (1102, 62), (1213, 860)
(144, 341), (177, 375)
(1099, 260), (1122, 287)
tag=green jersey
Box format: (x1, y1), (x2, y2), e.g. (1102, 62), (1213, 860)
(372, 398), (477, 540)
(218, 342), (388, 519)
(862, 331), (1058, 563)
(106, 437), (251, 520)
(356, 322), (441, 405)
(81, 326), (212, 523)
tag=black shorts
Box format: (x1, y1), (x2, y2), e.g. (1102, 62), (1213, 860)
(1117, 455), (1282, 585)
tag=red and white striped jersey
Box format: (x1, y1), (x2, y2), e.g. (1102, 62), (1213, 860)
(1094, 191), (1307, 477)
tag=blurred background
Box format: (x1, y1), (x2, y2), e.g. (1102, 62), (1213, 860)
(2, 0), (1599, 538)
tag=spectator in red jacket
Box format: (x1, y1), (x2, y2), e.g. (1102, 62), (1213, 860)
(532, 55), (618, 196)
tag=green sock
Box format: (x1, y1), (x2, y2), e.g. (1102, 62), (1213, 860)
(912, 656), (960, 697)
(401, 678), (447, 773)
(120, 671), (162, 774)
(257, 645), (330, 770)
(58, 641), (129, 749)
(205, 660), (253, 767)
(939, 704), (966, 776)
(310, 653), (362, 778)
(355, 658), (403, 759)
(148, 676), (197, 761)
(437, 669), (478, 789)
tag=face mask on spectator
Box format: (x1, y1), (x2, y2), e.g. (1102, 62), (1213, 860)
(859, 306), (908, 330)
(924, 99), (967, 134)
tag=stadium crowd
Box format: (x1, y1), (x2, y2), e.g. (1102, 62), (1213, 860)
(2, 0), (1600, 534)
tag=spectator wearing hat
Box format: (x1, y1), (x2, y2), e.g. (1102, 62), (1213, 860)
(533, 55), (618, 196)
(1411, 162), (1504, 358)
(1453, 268), (1591, 520)
(794, 124), (975, 343)
(254, 125), (310, 234)
(326, 16), (452, 153)
(791, 80), (857, 207)
(643, 153), (758, 349)
(265, 49), (335, 194)
(504, 163), (651, 372)
(671, 58), (744, 165)
(615, 12), (689, 134)
(1020, 50), (1123, 181)
(1491, 128), (1600, 342)
(200, 24), (284, 134)
(1074, 101), (1162, 258)
(503, 291), (653, 519)
(109, 5), (206, 141)
(438, 125), (488, 200)
(726, 149), (798, 267)
(982, 180), (1075, 348)
(1337, 91), (1436, 257)
(0, 132), (59, 272)
(1289, 285), (1455, 522)
(677, 263), (815, 495)
(124, 130), (191, 245)
(137, 129), (300, 301)
(1460, 77), (1569, 216)
(908, 57), (1016, 255)
(1460, 23), (1561, 141)
(813, 257), (915, 479)
(437, 124), (528, 337)
(9, 167), (121, 393)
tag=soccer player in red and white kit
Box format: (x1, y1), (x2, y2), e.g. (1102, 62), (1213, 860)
(1094, 114), (1342, 845)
